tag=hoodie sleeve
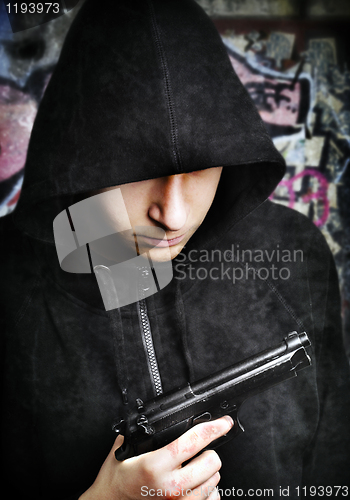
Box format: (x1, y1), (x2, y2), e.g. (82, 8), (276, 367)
(302, 229), (350, 486)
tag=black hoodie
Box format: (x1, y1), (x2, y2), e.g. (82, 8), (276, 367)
(1, 1), (349, 499)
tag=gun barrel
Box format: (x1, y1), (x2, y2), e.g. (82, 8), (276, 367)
(191, 331), (310, 396)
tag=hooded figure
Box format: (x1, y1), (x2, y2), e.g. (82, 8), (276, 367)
(1, 0), (350, 499)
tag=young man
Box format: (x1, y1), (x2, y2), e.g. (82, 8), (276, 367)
(1, 1), (349, 499)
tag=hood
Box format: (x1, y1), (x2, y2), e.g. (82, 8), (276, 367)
(13, 0), (285, 244)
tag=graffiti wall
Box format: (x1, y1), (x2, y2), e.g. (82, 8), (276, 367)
(0, 1), (80, 215)
(0, 2), (349, 352)
(215, 19), (350, 354)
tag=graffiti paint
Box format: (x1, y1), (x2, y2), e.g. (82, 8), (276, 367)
(0, 85), (37, 181)
(0, 1), (81, 215)
(221, 24), (350, 352)
(273, 169), (330, 227)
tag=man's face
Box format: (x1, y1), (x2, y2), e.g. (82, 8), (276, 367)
(93, 167), (222, 262)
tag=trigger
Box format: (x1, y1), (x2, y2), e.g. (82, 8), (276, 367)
(227, 408), (244, 436)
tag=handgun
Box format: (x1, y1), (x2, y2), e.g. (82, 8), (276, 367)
(113, 331), (311, 460)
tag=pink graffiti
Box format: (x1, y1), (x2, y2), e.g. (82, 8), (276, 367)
(228, 55), (301, 127)
(272, 169), (330, 227)
(0, 85), (37, 181)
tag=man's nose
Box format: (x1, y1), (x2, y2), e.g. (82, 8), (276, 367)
(148, 175), (188, 231)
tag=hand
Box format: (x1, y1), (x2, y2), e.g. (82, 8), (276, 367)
(79, 415), (233, 500)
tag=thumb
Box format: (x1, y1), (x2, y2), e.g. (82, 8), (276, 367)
(105, 434), (125, 462)
(113, 434), (125, 449)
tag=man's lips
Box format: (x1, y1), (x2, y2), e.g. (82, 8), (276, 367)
(137, 233), (186, 248)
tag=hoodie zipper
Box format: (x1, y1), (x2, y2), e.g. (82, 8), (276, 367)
(137, 266), (163, 397)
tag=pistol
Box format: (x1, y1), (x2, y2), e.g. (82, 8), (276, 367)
(113, 331), (311, 460)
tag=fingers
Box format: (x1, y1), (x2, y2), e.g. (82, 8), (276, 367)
(177, 450), (222, 491)
(194, 471), (221, 500)
(133, 472), (220, 500)
(108, 419), (229, 500)
(153, 416), (233, 469)
(207, 484), (220, 500)
(173, 470), (221, 500)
